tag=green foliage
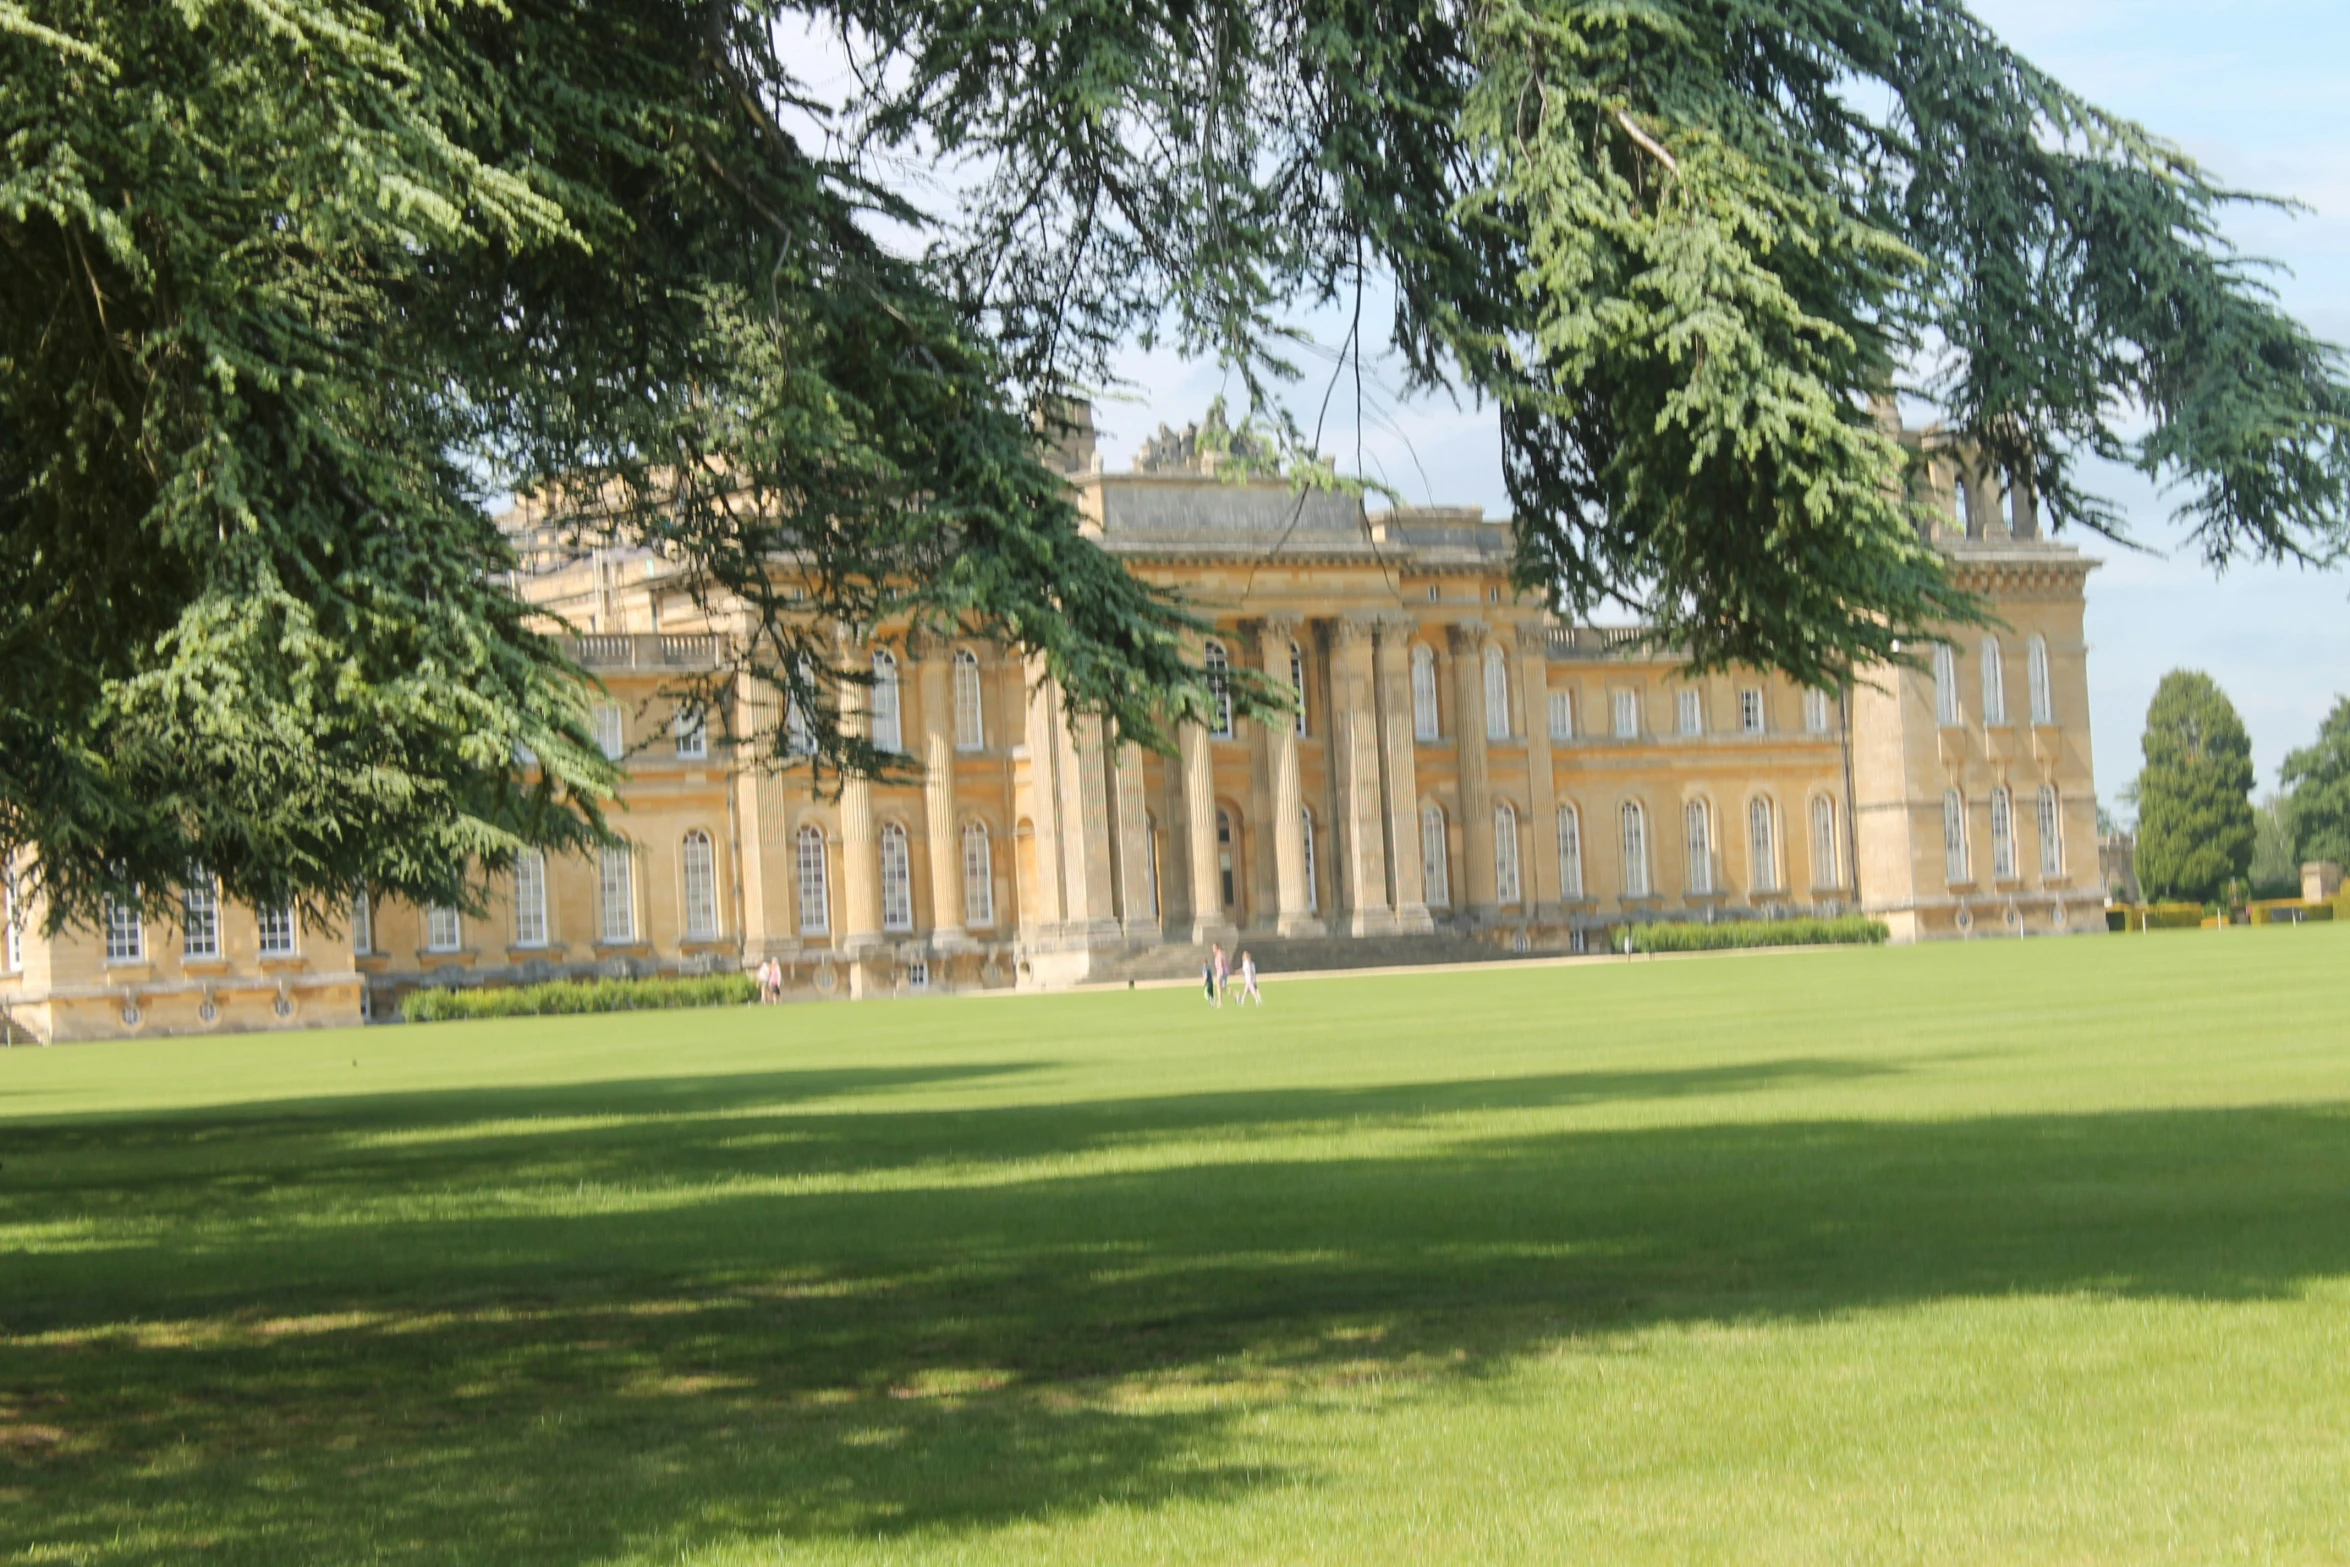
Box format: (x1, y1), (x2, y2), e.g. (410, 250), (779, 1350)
(2250, 794), (2299, 890)
(2133, 672), (2257, 903)
(8, 0), (2347, 928)
(401, 973), (757, 1023)
(2281, 698), (2350, 870)
(1629, 914), (1886, 952)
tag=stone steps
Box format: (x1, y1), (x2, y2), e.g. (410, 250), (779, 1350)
(1087, 930), (1545, 985)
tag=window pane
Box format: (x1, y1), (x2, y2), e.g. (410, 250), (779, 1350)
(796, 827), (830, 934)
(595, 704), (625, 760)
(1411, 647), (1440, 741)
(427, 906), (462, 953)
(1981, 639), (2007, 725)
(870, 651), (903, 753)
(1548, 689), (1574, 741)
(1678, 690), (1701, 735)
(682, 832), (718, 939)
(880, 824), (913, 931)
(600, 847), (635, 943)
(1484, 647), (1509, 740)
(953, 651), (985, 750)
(257, 905), (297, 957)
(1622, 804), (1649, 897)
(1557, 805), (1583, 899)
(184, 879), (220, 960)
(1420, 805), (1450, 908)
(1493, 804), (1519, 905)
(962, 823), (994, 926)
(1613, 690), (1638, 738)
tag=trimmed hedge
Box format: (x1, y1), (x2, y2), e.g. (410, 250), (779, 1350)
(2108, 902), (2206, 931)
(403, 973), (756, 1022)
(2247, 899), (2336, 925)
(1629, 915), (1888, 954)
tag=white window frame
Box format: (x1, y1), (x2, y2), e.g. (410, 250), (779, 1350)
(962, 821), (995, 927)
(105, 893), (145, 963)
(1685, 799), (1715, 895)
(1420, 803), (1450, 909)
(1621, 802), (1650, 898)
(1301, 808), (1320, 913)
(1811, 796), (1839, 889)
(513, 850), (549, 947)
(183, 876), (221, 960)
(2027, 635), (2054, 725)
(786, 659), (815, 756)
(594, 703), (626, 760)
(879, 821), (914, 932)
(1494, 802), (1521, 906)
(2038, 786), (2064, 877)
(1933, 644), (1960, 727)
(1990, 786), (2017, 881)
(426, 905), (463, 954)
(1943, 789), (1970, 884)
(1484, 645), (1510, 740)
(1548, 689), (1574, 742)
(1291, 642), (1308, 737)
(673, 705), (708, 759)
(869, 649), (903, 754)
(1981, 638), (2007, 726)
(1739, 688), (1765, 734)
(599, 845), (637, 944)
(1612, 689), (1639, 739)
(1804, 687), (1831, 735)
(1556, 803), (1584, 899)
(1206, 641), (1234, 739)
(681, 829), (719, 939)
(257, 904), (298, 958)
(1411, 645), (1440, 741)
(1748, 797), (1779, 891)
(351, 890), (373, 955)
(796, 825), (831, 935)
(1678, 689), (1703, 736)
(953, 649), (985, 751)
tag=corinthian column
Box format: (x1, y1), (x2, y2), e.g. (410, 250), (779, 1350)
(1325, 615), (1392, 934)
(1254, 615), (1319, 935)
(1448, 619), (1497, 920)
(1373, 616), (1434, 932)
(916, 641), (965, 947)
(1179, 719), (1224, 942)
(1515, 622), (1560, 911)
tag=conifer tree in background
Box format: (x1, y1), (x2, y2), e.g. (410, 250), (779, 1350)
(2281, 699), (2350, 872)
(2133, 672), (2257, 904)
(5, 0), (2348, 927)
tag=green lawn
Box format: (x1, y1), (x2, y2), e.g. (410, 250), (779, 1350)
(6, 929), (2350, 1565)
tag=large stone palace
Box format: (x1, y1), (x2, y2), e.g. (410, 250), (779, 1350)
(1, 411), (2104, 1042)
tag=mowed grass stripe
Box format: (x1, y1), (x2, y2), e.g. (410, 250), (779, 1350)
(3, 927), (2347, 1565)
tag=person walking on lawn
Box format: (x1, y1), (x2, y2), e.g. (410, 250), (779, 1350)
(1237, 950), (1262, 1006)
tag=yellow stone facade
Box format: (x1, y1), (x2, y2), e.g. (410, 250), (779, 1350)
(0, 420), (2103, 1041)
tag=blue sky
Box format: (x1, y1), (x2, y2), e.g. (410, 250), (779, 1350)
(1095, 0), (2350, 813)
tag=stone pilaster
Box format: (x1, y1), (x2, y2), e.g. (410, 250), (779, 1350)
(1448, 619), (1497, 919)
(1325, 615), (1393, 933)
(1253, 615), (1319, 935)
(1373, 615), (1434, 932)
(1178, 719), (1227, 942)
(1515, 622), (1560, 911)
(1055, 711), (1123, 940)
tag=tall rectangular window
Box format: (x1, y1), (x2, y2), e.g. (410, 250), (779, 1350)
(2028, 636), (2054, 724)
(1621, 803), (1650, 898)
(1207, 642), (1235, 739)
(1739, 689), (1765, 734)
(1548, 689), (1574, 741)
(1556, 804), (1584, 899)
(351, 891), (373, 956)
(1804, 688), (1830, 734)
(962, 823), (995, 927)
(673, 706), (708, 759)
(426, 906), (463, 953)
(183, 877), (221, 960)
(2, 866), (22, 971)
(1411, 647), (1440, 740)
(953, 650), (985, 750)
(1981, 639), (2008, 725)
(2038, 786), (2064, 877)
(105, 894), (144, 962)
(1612, 689), (1639, 739)
(681, 831), (719, 939)
(1483, 647), (1510, 740)
(1811, 797), (1839, 889)
(513, 850), (549, 947)
(879, 823), (913, 932)
(1291, 643), (1309, 737)
(594, 703), (626, 760)
(1685, 800), (1714, 894)
(1990, 787), (2017, 880)
(1943, 790), (1969, 883)
(870, 650), (903, 753)
(257, 905), (298, 958)
(1493, 804), (1520, 906)
(1933, 644), (1961, 726)
(599, 846), (636, 943)
(1748, 798), (1778, 891)
(1420, 804), (1450, 908)
(796, 826), (831, 935)
(1677, 689), (1702, 735)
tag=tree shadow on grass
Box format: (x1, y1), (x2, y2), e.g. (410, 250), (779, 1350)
(7, 1059), (2350, 1564)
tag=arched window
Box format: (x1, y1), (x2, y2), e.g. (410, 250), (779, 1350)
(513, 849), (548, 947)
(870, 649), (903, 753)
(1494, 802), (1521, 905)
(1216, 808), (1237, 907)
(1557, 803), (1584, 899)
(681, 830), (719, 939)
(879, 821), (913, 931)
(1205, 641), (1233, 739)
(1748, 797), (1778, 891)
(1290, 642), (1308, 737)
(2037, 785), (2064, 877)
(962, 821), (994, 927)
(1621, 801), (1650, 898)
(1484, 645), (1510, 740)
(1981, 638), (2007, 725)
(1301, 808), (1319, 913)
(1811, 796), (1839, 889)
(2027, 635), (2053, 725)
(599, 845), (636, 943)
(1989, 787), (2016, 881)
(1548, 689), (1574, 741)
(1933, 643), (1960, 726)
(1942, 789), (1969, 883)
(953, 649), (984, 751)
(795, 825), (830, 934)
(183, 875), (220, 960)
(1420, 803), (1451, 908)
(1411, 645), (1440, 741)
(1684, 799), (1714, 894)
